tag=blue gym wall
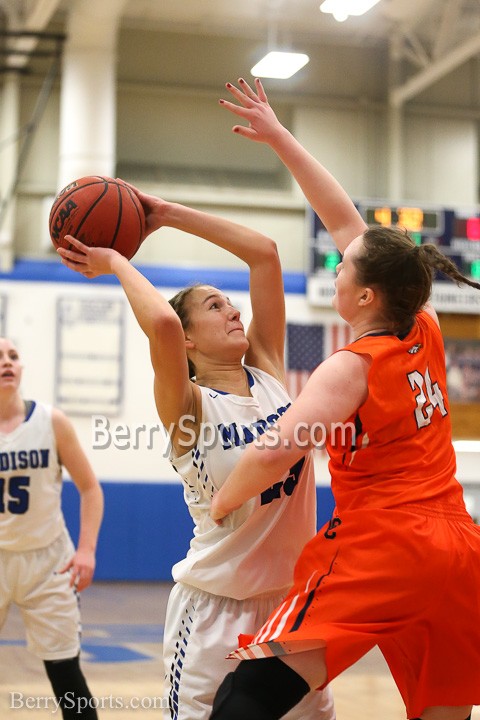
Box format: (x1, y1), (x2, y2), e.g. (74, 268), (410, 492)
(62, 482), (336, 581)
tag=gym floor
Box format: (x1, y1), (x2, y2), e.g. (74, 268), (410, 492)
(0, 582), (478, 719)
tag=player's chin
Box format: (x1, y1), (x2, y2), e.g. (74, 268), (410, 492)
(236, 336), (250, 353)
(0, 376), (18, 387)
(331, 295), (349, 324)
(228, 330), (248, 343)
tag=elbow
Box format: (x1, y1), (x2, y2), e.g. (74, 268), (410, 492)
(255, 237), (281, 268)
(154, 310), (182, 334)
(150, 311), (183, 345)
(254, 440), (292, 478)
(261, 237), (280, 261)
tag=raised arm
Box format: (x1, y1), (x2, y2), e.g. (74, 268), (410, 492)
(220, 78), (368, 254)
(126, 189), (287, 382)
(53, 408), (104, 591)
(57, 238), (195, 434)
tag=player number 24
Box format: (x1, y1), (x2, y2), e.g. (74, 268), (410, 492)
(407, 367), (447, 428)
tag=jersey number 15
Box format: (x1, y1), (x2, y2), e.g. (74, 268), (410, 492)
(0, 476), (30, 514)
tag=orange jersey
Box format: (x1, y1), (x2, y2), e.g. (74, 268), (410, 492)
(327, 310), (464, 514)
(229, 310), (480, 716)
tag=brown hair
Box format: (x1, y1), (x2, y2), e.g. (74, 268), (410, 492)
(168, 283), (203, 379)
(354, 226), (480, 335)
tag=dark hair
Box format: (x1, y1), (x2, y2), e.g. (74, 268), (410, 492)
(168, 283), (203, 379)
(354, 226), (480, 335)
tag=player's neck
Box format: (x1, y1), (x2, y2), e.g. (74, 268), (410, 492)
(352, 314), (391, 341)
(195, 364), (252, 397)
(0, 392), (26, 431)
(355, 327), (390, 340)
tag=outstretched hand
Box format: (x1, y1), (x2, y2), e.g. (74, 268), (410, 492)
(57, 235), (122, 278)
(219, 78), (284, 144)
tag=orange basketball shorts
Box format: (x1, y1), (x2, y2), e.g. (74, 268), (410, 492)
(230, 505), (480, 718)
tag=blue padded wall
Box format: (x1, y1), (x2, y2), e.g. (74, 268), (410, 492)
(62, 481), (335, 581)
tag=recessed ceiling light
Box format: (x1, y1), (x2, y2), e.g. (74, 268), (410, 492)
(251, 51), (309, 80)
(320, 0), (381, 23)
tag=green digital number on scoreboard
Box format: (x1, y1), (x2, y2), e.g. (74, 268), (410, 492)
(307, 201), (480, 311)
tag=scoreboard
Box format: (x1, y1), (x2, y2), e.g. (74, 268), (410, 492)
(307, 201), (480, 313)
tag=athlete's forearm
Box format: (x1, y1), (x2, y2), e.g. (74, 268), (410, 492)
(159, 201), (276, 268)
(211, 452), (273, 521)
(211, 427), (299, 522)
(110, 254), (181, 340)
(266, 126), (367, 254)
(77, 483), (104, 554)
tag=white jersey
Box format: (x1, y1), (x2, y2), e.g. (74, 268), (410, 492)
(170, 366), (316, 599)
(0, 401), (66, 551)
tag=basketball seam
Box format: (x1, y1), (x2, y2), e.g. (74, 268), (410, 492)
(73, 181), (110, 243)
(109, 181), (123, 249)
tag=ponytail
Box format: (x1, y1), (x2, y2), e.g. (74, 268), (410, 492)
(417, 243), (480, 291)
(355, 226), (480, 334)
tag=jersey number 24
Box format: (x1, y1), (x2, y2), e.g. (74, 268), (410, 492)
(407, 367), (447, 429)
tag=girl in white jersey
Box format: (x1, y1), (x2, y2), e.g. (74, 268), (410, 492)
(56, 186), (345, 720)
(0, 338), (104, 720)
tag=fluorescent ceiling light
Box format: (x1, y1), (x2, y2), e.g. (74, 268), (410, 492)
(251, 51), (309, 79)
(320, 0), (381, 22)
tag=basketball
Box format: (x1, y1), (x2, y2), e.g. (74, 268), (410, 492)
(49, 176), (146, 260)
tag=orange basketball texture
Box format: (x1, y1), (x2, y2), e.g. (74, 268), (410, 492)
(49, 176), (146, 260)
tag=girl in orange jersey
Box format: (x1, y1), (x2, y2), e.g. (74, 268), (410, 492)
(208, 79), (480, 720)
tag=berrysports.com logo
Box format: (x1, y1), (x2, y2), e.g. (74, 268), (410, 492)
(10, 692), (168, 713)
(90, 414), (356, 455)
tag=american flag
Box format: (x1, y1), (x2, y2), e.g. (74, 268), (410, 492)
(286, 322), (354, 400)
